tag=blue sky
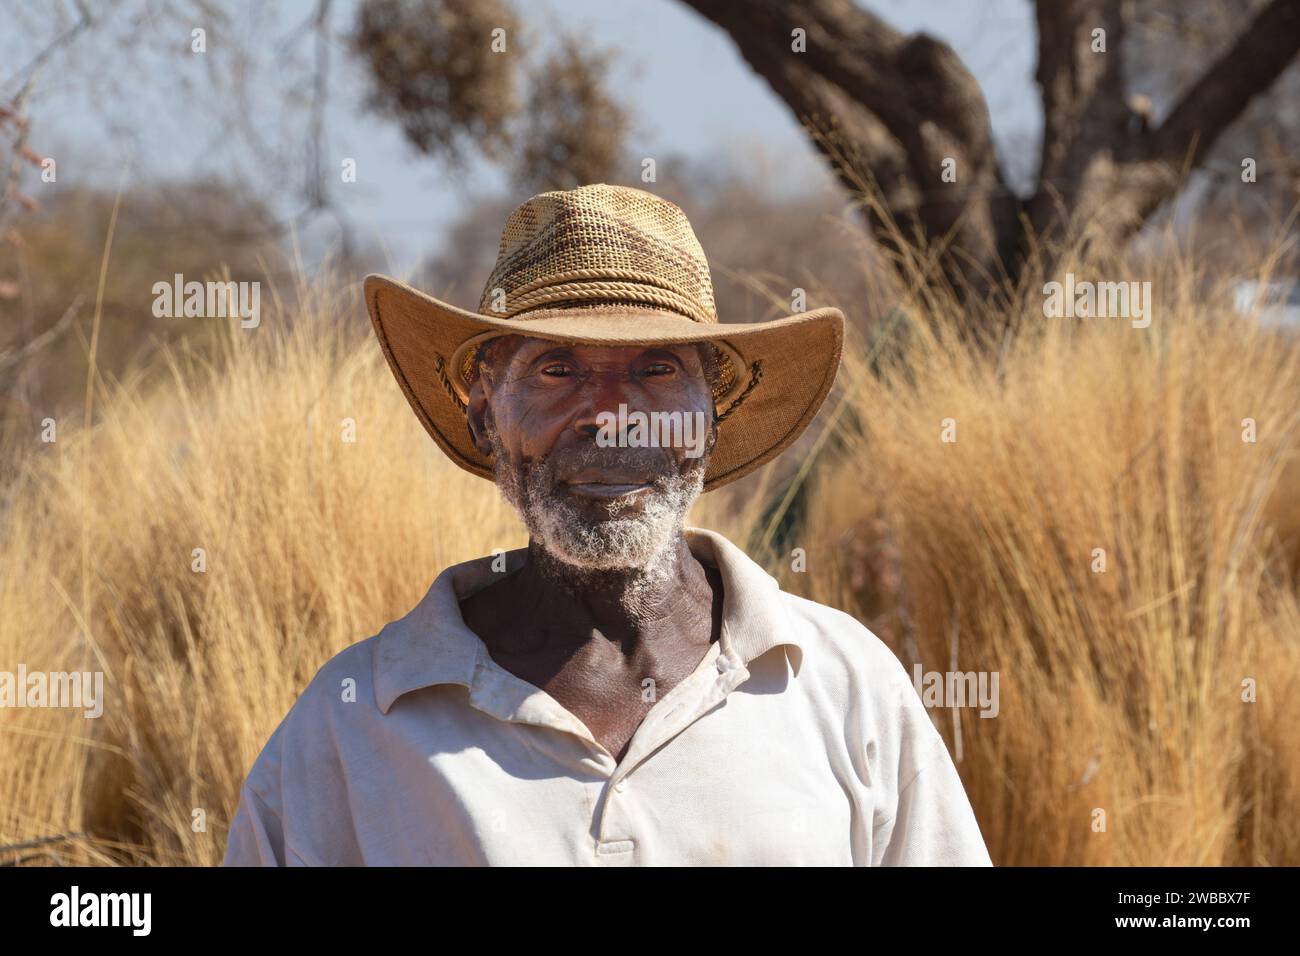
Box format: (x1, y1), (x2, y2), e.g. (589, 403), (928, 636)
(9, 0), (1039, 273)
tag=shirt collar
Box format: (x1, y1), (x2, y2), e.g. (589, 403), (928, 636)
(373, 526), (804, 715)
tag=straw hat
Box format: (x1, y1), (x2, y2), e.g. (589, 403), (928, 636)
(364, 183), (844, 493)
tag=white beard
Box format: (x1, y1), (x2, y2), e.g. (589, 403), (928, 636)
(485, 420), (709, 601)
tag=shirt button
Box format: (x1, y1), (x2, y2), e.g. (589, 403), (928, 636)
(614, 778), (628, 792)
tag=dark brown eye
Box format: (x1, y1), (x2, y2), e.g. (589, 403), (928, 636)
(540, 364), (572, 377)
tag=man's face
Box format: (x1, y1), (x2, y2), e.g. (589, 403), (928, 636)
(467, 335), (718, 573)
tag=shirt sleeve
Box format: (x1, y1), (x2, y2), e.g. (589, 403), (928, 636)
(871, 669), (994, 866)
(223, 781), (287, 867)
(219, 651), (363, 866)
(874, 742), (993, 866)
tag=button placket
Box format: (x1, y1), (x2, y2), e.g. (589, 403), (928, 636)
(632, 657), (741, 773)
(598, 644), (747, 840)
(715, 651), (750, 691)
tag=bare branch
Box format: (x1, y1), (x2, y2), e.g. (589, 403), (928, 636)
(1147, 0), (1300, 168)
(0, 295), (84, 376)
(680, 0), (1018, 301)
(0, 2), (96, 97)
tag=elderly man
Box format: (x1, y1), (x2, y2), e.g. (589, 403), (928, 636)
(223, 183), (992, 867)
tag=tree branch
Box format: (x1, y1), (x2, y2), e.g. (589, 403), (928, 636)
(0, 295), (83, 376)
(1147, 0), (1300, 168)
(680, 0), (1018, 300)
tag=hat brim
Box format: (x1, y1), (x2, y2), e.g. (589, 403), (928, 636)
(364, 273), (844, 493)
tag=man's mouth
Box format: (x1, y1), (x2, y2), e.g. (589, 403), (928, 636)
(557, 467), (661, 501)
(562, 481), (653, 500)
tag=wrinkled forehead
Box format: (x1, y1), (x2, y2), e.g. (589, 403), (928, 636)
(491, 334), (706, 365)
(461, 332), (726, 402)
(475, 335), (717, 380)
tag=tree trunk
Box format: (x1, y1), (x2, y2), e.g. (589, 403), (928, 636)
(680, 0), (1300, 330)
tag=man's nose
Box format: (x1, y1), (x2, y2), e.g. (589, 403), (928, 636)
(570, 369), (642, 435)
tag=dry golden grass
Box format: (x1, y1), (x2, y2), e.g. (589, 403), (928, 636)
(0, 272), (537, 864)
(792, 239), (1300, 865)
(1, 236), (1297, 865)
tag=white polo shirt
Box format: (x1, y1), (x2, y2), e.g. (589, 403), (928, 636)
(222, 526), (993, 866)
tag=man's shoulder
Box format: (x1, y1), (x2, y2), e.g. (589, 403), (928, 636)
(774, 588), (912, 689)
(282, 634), (385, 723)
(227, 635), (386, 865)
(247, 634), (386, 765)
(773, 588), (957, 799)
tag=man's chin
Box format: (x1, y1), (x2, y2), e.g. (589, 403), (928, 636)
(552, 484), (656, 521)
(490, 448), (708, 573)
(540, 545), (658, 574)
(528, 495), (682, 572)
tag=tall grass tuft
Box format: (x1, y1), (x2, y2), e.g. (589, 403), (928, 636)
(790, 234), (1300, 865)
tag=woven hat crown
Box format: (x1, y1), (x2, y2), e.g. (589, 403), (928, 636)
(477, 183), (718, 324)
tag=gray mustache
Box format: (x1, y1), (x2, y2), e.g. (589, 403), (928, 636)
(541, 441), (675, 482)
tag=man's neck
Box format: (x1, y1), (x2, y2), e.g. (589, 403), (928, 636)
(497, 532), (718, 658)
(457, 530), (722, 665)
